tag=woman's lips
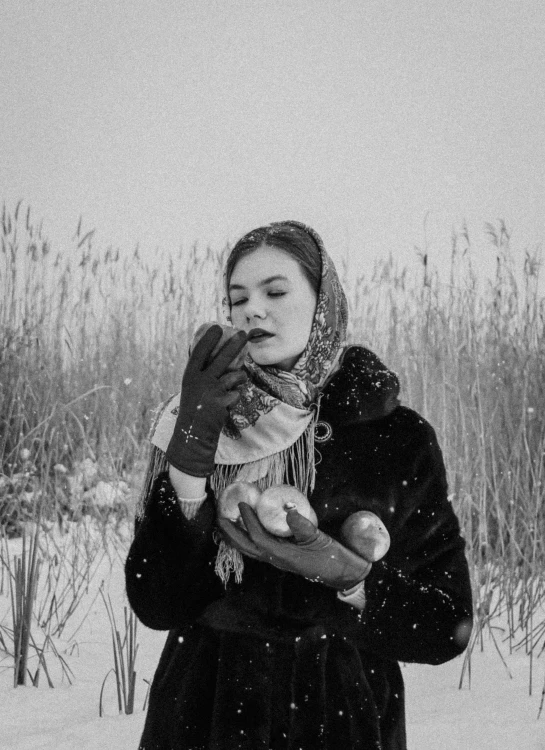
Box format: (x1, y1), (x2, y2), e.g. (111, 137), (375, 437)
(248, 328), (274, 343)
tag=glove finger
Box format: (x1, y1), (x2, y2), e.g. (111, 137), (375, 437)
(207, 331), (248, 378)
(286, 509), (320, 544)
(216, 516), (262, 559)
(220, 369), (248, 391)
(220, 388), (243, 410)
(187, 325), (223, 372)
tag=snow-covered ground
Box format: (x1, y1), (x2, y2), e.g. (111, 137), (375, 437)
(404, 645), (545, 749)
(1, 521), (544, 750)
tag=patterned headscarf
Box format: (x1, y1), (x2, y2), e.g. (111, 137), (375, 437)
(220, 220), (348, 434)
(145, 221), (348, 582)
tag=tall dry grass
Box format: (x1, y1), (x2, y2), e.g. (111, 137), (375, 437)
(1, 201), (544, 670)
(1, 202), (225, 480)
(343, 222), (545, 677)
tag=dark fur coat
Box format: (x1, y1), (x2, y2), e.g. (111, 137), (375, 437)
(126, 346), (473, 750)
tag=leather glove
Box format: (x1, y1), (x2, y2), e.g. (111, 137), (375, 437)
(217, 502), (372, 590)
(165, 325), (248, 477)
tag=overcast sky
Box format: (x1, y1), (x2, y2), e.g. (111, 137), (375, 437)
(2, 0), (544, 277)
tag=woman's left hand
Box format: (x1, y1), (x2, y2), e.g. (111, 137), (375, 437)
(217, 502), (371, 590)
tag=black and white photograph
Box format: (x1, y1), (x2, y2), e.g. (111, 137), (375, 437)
(1, 1), (544, 748)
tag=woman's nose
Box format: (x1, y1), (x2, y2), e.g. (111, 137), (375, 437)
(245, 296), (267, 320)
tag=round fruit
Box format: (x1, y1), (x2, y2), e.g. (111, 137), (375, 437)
(191, 322), (248, 370)
(217, 482), (261, 527)
(256, 485), (318, 537)
(340, 511), (390, 562)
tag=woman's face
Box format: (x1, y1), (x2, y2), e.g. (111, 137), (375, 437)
(228, 245), (318, 370)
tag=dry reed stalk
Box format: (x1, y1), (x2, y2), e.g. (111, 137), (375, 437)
(99, 584), (139, 716)
(0, 521), (41, 686)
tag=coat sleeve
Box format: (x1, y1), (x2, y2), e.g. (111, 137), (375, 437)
(125, 472), (223, 630)
(347, 418), (473, 666)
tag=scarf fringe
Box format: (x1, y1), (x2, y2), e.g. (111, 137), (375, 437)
(213, 537), (245, 585)
(211, 416), (317, 585)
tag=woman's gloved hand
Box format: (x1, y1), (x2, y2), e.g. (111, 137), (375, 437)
(217, 502), (372, 590)
(165, 325), (248, 477)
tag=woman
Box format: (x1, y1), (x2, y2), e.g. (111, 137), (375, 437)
(126, 221), (473, 750)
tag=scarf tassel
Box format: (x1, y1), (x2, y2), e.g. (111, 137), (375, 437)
(211, 415), (317, 585)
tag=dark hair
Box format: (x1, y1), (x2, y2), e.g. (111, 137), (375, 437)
(225, 222), (322, 297)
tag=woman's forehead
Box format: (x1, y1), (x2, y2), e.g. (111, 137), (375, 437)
(229, 245), (304, 287)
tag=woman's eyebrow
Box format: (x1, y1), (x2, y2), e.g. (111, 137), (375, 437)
(229, 275), (289, 291)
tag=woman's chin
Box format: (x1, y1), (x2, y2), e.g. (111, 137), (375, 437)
(249, 352), (277, 366)
(251, 353), (299, 370)
(248, 341), (303, 370)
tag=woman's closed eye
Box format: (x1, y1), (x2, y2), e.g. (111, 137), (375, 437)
(231, 291), (286, 306)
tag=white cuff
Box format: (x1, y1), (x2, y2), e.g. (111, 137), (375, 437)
(177, 494), (207, 520)
(337, 579), (366, 611)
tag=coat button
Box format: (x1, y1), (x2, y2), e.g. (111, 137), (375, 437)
(314, 420), (333, 443)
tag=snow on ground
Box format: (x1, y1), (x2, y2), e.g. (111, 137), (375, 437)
(1, 522), (544, 750)
(404, 648), (545, 749)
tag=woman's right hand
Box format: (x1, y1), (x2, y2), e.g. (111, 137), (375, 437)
(165, 325), (248, 477)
